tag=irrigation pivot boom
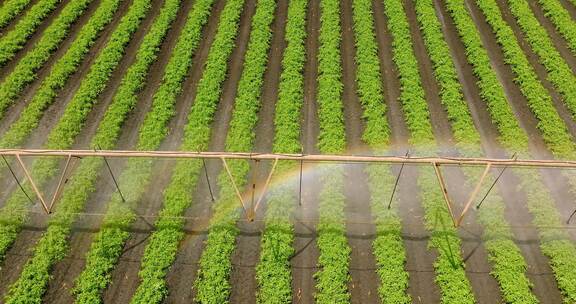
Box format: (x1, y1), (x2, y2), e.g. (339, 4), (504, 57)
(1, 148), (575, 226)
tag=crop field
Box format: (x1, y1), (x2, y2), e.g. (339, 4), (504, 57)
(0, 0), (576, 302)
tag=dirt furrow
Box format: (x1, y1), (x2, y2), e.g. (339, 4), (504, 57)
(559, 0), (576, 20)
(372, 0), (441, 302)
(160, 0), (258, 302)
(0, 0), (73, 79)
(0, 0), (103, 135)
(0, 0), (145, 296)
(338, 0), (380, 303)
(39, 1), (193, 303)
(404, 0), (503, 302)
(0, 0), (132, 209)
(528, 1), (576, 73)
(290, 0), (319, 303)
(494, 0), (576, 139)
(0, 0), (41, 35)
(228, 0), (286, 302)
(466, 0), (576, 242)
(436, 0), (564, 301)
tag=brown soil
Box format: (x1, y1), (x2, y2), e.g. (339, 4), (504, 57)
(467, 0), (576, 241)
(162, 0), (259, 302)
(0, 0), (103, 135)
(228, 0), (286, 302)
(339, 0), (380, 303)
(527, 1), (576, 73)
(0, 0), (131, 210)
(0, 0), (138, 296)
(38, 0), (195, 302)
(0, 0), (73, 79)
(290, 1), (319, 303)
(436, 0), (564, 301)
(0, 0), (40, 34)
(559, 0), (576, 20)
(373, 0), (443, 303)
(405, 0), (503, 301)
(495, 0), (576, 139)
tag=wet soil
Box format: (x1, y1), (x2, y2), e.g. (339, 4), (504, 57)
(291, 0), (319, 302)
(405, 0), (503, 301)
(436, 0), (565, 301)
(0, 0), (73, 79)
(228, 0), (286, 302)
(339, 0), (380, 302)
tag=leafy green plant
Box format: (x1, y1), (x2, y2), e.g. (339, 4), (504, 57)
(190, 0), (278, 302)
(0, 0), (95, 119)
(0, 0), (61, 65)
(0, 0), (33, 30)
(537, 0), (576, 55)
(0, 0), (151, 264)
(255, 1), (306, 303)
(505, 0), (576, 122)
(383, 0), (475, 302)
(132, 0), (274, 302)
(1, 0), (180, 301)
(0, 0), (122, 148)
(351, 0), (410, 302)
(310, 1), (350, 303)
(446, 0), (576, 301)
(70, 0), (217, 302)
(414, 0), (537, 302)
(476, 0), (575, 158)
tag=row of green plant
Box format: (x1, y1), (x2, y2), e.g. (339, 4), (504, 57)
(445, 0), (576, 301)
(189, 0), (277, 302)
(537, 0), (576, 55)
(0, 0), (94, 120)
(506, 0), (576, 121)
(415, 0), (538, 302)
(2, 0), (181, 301)
(383, 0), (476, 302)
(313, 0), (349, 303)
(254, 0), (307, 302)
(0, 0), (61, 65)
(351, 0), (410, 303)
(134, 0), (272, 302)
(476, 0), (576, 159)
(0, 0), (151, 263)
(0, 0), (122, 148)
(0, 0), (32, 30)
(71, 0), (217, 302)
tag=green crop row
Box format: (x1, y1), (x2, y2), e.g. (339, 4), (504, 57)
(0, 0), (61, 65)
(383, 0), (475, 302)
(255, 0), (307, 302)
(476, 0), (576, 159)
(351, 0), (410, 303)
(506, 0), (576, 121)
(313, 0), (349, 303)
(537, 0), (576, 55)
(0, 0), (32, 30)
(443, 0), (527, 152)
(72, 0), (216, 302)
(0, 0), (94, 120)
(0, 0), (150, 263)
(445, 0), (576, 301)
(415, 0), (538, 302)
(135, 0), (272, 302)
(190, 0), (278, 302)
(2, 0), (180, 301)
(0, 0), (122, 149)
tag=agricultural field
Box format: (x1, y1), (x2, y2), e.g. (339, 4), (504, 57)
(0, 0), (575, 302)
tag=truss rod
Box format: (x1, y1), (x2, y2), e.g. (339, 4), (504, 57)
(1, 149), (575, 169)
